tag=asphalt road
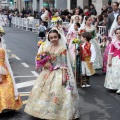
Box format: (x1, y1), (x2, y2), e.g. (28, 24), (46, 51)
(0, 26), (120, 120)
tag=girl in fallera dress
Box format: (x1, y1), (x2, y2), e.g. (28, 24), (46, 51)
(68, 16), (81, 33)
(25, 29), (80, 119)
(103, 15), (120, 73)
(104, 28), (120, 94)
(67, 23), (80, 66)
(79, 32), (96, 87)
(79, 16), (103, 70)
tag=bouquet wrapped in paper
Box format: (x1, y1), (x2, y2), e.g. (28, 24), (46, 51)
(36, 52), (53, 71)
(72, 38), (82, 44)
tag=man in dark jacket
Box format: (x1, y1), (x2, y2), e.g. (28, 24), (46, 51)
(106, 2), (120, 36)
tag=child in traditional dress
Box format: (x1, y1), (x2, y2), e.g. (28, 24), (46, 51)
(25, 29), (80, 119)
(104, 28), (120, 93)
(80, 32), (96, 87)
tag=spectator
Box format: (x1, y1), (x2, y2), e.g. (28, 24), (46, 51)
(8, 12), (12, 27)
(89, 4), (97, 16)
(64, 15), (70, 22)
(21, 8), (26, 18)
(84, 8), (90, 16)
(38, 7), (44, 20)
(106, 2), (120, 35)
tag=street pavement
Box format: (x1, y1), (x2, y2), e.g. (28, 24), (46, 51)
(0, 26), (120, 120)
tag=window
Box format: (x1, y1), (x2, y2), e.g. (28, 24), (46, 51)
(70, 0), (77, 9)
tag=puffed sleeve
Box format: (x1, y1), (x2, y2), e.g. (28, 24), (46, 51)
(109, 43), (115, 54)
(90, 44), (96, 63)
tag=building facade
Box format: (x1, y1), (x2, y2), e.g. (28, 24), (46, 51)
(3, 0), (118, 13)
(32, 0), (113, 14)
(14, 0), (23, 11)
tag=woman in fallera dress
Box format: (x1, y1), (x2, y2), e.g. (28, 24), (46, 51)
(79, 16), (103, 70)
(25, 29), (80, 119)
(0, 37), (22, 113)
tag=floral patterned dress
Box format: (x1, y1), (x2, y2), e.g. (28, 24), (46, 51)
(0, 48), (22, 113)
(24, 45), (80, 120)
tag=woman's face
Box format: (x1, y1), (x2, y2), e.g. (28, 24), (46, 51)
(75, 9), (79, 15)
(86, 17), (92, 25)
(75, 17), (80, 23)
(90, 5), (93, 9)
(48, 32), (59, 45)
(103, 6), (106, 10)
(74, 24), (78, 30)
(117, 16), (120, 25)
(81, 36), (86, 43)
(116, 30), (120, 39)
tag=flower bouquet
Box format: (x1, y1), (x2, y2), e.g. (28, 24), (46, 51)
(78, 29), (86, 36)
(72, 38), (82, 44)
(36, 52), (53, 71)
(37, 40), (43, 48)
(0, 27), (5, 36)
(51, 16), (62, 25)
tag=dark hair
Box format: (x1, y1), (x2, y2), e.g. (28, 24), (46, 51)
(98, 15), (103, 21)
(81, 32), (92, 42)
(115, 27), (120, 34)
(75, 16), (79, 19)
(108, 1), (111, 6)
(46, 28), (52, 33)
(113, 2), (119, 7)
(116, 15), (120, 22)
(90, 4), (95, 8)
(48, 29), (61, 41)
(75, 22), (80, 28)
(0, 38), (1, 42)
(85, 16), (91, 22)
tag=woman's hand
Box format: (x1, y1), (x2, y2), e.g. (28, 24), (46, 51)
(62, 77), (67, 85)
(108, 62), (112, 67)
(62, 69), (67, 85)
(90, 62), (93, 65)
(44, 62), (52, 69)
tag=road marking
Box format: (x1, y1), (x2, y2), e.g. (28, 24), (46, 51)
(19, 92), (31, 94)
(20, 93), (30, 97)
(7, 49), (11, 53)
(22, 100), (28, 105)
(16, 80), (35, 89)
(11, 54), (16, 58)
(22, 63), (29, 67)
(15, 56), (21, 60)
(14, 75), (36, 78)
(31, 71), (39, 77)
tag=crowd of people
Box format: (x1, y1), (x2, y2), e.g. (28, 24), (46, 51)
(0, 1), (120, 120)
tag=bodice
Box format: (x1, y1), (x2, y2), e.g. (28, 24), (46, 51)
(48, 45), (67, 68)
(0, 48), (5, 66)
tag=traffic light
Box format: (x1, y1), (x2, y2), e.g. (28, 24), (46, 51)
(10, 0), (14, 5)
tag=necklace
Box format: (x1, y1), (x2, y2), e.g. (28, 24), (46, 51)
(51, 44), (60, 53)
